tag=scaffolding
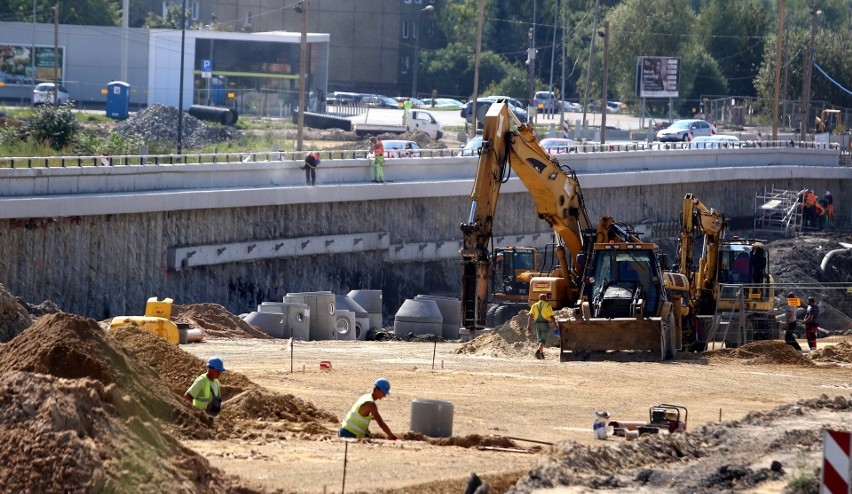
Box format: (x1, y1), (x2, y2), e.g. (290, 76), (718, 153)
(754, 187), (806, 237)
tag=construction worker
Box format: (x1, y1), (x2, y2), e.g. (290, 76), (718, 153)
(784, 292), (802, 351)
(369, 136), (384, 183)
(339, 378), (400, 440)
(303, 151), (320, 186)
(527, 293), (558, 360)
(804, 297), (819, 352)
(802, 190), (819, 227)
(821, 191), (834, 227)
(184, 357), (226, 416)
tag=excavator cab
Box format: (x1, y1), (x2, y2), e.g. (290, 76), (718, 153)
(816, 109), (843, 134)
(493, 247), (537, 302)
(583, 248), (663, 319)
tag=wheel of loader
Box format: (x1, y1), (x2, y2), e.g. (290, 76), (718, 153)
(494, 305), (511, 327)
(665, 314), (677, 360)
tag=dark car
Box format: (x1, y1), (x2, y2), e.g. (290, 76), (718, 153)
(461, 97), (528, 128)
(326, 91), (363, 106)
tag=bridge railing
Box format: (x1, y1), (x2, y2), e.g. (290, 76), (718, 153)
(0, 140), (839, 169)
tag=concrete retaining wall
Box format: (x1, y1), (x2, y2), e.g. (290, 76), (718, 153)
(1, 149), (849, 322)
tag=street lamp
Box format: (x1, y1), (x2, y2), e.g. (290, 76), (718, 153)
(800, 5), (821, 142)
(411, 5), (433, 99)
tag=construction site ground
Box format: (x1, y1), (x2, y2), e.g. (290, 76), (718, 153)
(175, 331), (852, 494)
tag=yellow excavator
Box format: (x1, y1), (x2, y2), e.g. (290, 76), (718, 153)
(676, 194), (776, 348)
(460, 100), (688, 360)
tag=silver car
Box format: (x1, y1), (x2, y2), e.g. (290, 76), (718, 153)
(656, 119), (713, 142)
(32, 82), (70, 106)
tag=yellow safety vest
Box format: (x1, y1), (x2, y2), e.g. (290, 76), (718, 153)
(190, 374), (221, 410)
(341, 393), (374, 438)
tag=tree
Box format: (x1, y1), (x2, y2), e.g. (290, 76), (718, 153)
(143, 4), (199, 30)
(0, 0), (119, 26)
(695, 0), (774, 97)
(418, 42), (528, 100)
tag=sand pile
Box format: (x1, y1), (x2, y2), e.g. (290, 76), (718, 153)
(0, 371), (244, 493)
(172, 303), (270, 339)
(109, 324), (337, 433)
(810, 341), (852, 363)
(456, 311), (562, 358)
(0, 282), (33, 343)
(0, 313), (215, 438)
(703, 340), (814, 366)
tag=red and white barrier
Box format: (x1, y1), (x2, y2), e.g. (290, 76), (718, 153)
(563, 120), (571, 139)
(711, 123), (717, 135)
(822, 429), (851, 494)
(756, 132), (763, 148)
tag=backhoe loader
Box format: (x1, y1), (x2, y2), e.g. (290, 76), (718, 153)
(460, 100), (688, 360)
(676, 194), (777, 348)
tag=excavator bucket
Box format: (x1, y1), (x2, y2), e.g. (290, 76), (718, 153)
(558, 315), (676, 361)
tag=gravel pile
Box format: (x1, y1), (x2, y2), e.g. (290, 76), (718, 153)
(114, 104), (238, 148)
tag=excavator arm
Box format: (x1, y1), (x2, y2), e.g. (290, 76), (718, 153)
(460, 101), (593, 330)
(678, 193), (727, 314)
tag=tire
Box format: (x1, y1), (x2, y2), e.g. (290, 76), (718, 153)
(485, 305), (498, 328)
(494, 305), (510, 327)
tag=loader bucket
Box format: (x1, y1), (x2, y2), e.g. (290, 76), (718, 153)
(558, 317), (676, 361)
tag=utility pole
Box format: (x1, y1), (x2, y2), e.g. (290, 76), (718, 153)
(297, 0), (308, 152)
(559, 2), (566, 135)
(549, 0), (558, 92)
(600, 20), (608, 144)
(771, 0), (785, 141)
(53, 3), (58, 105)
(471, 0), (485, 133)
(177, 0), (186, 154)
(582, 0), (600, 131)
(528, 0), (536, 116)
(800, 6), (820, 143)
(782, 12), (790, 128)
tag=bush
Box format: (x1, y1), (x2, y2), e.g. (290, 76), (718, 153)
(27, 104), (79, 150)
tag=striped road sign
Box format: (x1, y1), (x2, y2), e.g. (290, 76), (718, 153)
(822, 429), (851, 494)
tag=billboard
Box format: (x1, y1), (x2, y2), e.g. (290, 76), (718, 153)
(636, 56), (679, 98)
(0, 44), (65, 85)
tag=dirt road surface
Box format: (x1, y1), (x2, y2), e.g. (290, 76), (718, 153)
(178, 331), (851, 494)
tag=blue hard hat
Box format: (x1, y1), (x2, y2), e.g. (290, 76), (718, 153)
(207, 357), (226, 372)
(374, 378), (391, 395)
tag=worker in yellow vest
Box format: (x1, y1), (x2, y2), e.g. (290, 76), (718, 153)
(527, 293), (558, 360)
(184, 357), (226, 416)
(339, 378), (400, 440)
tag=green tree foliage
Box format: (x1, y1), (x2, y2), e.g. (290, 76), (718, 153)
(143, 4), (199, 30)
(418, 42), (528, 100)
(1, 104), (79, 151)
(0, 0), (119, 26)
(695, 0), (774, 97)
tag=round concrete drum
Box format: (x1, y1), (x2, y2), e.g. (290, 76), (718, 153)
(410, 399), (454, 438)
(415, 295), (461, 340)
(394, 299), (442, 337)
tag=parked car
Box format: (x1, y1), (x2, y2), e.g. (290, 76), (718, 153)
(32, 82), (70, 106)
(458, 135), (483, 156)
(560, 100), (582, 112)
(326, 91), (363, 106)
(532, 90), (559, 114)
(431, 98), (465, 109)
(688, 135), (739, 149)
(656, 119), (713, 142)
(461, 97), (528, 127)
(378, 140), (421, 158)
(363, 95), (400, 109)
(539, 138), (577, 154)
(587, 100), (623, 113)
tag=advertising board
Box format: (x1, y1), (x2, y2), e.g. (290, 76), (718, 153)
(636, 56), (679, 98)
(0, 44), (65, 84)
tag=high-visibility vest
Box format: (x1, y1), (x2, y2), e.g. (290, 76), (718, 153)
(190, 374), (220, 410)
(341, 393), (374, 438)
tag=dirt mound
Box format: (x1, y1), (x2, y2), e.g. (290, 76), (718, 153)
(0, 313), (214, 438)
(506, 395), (852, 494)
(810, 341), (852, 363)
(703, 340), (814, 366)
(0, 283), (32, 343)
(108, 325), (337, 434)
(172, 303), (271, 339)
(456, 311), (561, 358)
(768, 234), (852, 285)
(0, 371), (249, 493)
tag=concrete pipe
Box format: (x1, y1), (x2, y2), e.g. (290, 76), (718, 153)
(185, 328), (205, 343)
(281, 303), (310, 340)
(410, 399), (454, 438)
(287, 291), (335, 340)
(259, 302), (286, 313)
(334, 310), (356, 341)
(415, 295), (461, 340)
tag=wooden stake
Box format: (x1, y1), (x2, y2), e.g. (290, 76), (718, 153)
(341, 440), (349, 494)
(719, 408), (722, 421)
(431, 340), (437, 370)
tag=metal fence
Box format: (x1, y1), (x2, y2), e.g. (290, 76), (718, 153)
(704, 283), (852, 349)
(0, 139), (840, 170)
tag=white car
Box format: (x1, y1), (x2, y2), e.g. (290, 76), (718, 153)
(378, 140), (421, 158)
(458, 135), (483, 157)
(689, 135), (739, 149)
(32, 82), (70, 106)
(560, 100), (582, 112)
(656, 119), (713, 142)
(540, 138), (577, 154)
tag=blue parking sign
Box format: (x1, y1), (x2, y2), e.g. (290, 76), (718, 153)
(201, 59), (213, 72)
